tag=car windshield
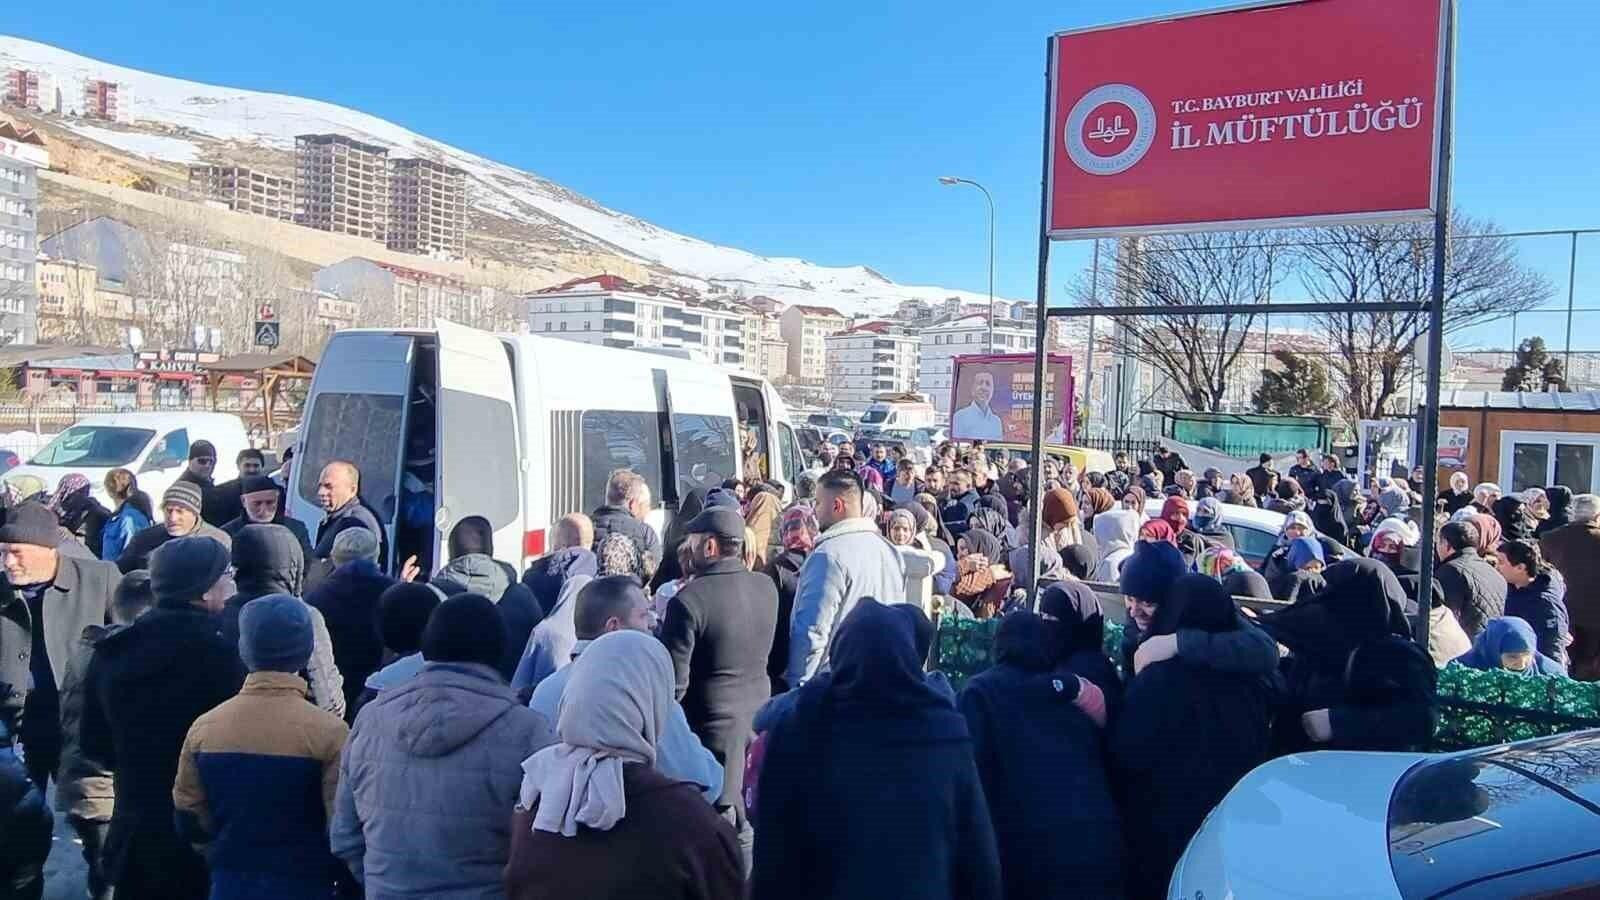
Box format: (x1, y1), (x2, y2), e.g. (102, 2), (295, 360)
(30, 425), (155, 467)
(861, 409), (889, 424)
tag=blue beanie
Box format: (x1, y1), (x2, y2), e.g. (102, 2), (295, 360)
(1119, 540), (1187, 602)
(238, 593), (314, 673)
(1287, 535), (1325, 569)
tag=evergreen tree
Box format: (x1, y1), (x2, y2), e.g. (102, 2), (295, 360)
(1253, 350), (1334, 416)
(1501, 337), (1568, 391)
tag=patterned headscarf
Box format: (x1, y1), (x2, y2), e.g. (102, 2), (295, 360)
(49, 473), (92, 516)
(1198, 544), (1251, 579)
(1138, 519), (1177, 546)
(780, 506), (819, 552)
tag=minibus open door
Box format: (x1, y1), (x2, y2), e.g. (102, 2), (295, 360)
(433, 320), (525, 567)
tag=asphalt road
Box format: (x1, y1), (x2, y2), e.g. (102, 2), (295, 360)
(42, 793), (89, 900)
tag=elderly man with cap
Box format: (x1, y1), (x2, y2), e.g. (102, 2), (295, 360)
(175, 594), (350, 900)
(0, 501), (120, 798)
(220, 474), (313, 562)
(659, 503), (778, 865)
(79, 536), (246, 900)
(115, 480), (232, 574)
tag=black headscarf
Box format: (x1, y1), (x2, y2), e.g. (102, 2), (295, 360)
(1060, 543), (1097, 580)
(967, 509), (1010, 547)
(1039, 581), (1104, 657)
(1160, 574), (1238, 635)
(1539, 486), (1573, 537)
(654, 487), (707, 588)
(828, 599), (957, 716)
(993, 611), (1055, 672)
(1259, 558), (1412, 665)
(1492, 495), (1534, 541)
(979, 493), (1010, 523)
(889, 602), (937, 669)
(959, 527), (1003, 563)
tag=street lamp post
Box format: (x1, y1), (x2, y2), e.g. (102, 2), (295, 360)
(938, 176), (996, 350)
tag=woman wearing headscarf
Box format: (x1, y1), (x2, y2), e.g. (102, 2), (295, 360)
(1536, 485), (1573, 538)
(1008, 538), (1068, 595)
(1119, 484), (1147, 514)
(764, 506), (818, 695)
(1454, 616), (1567, 677)
(1041, 488), (1094, 558)
(1198, 544), (1272, 601)
(1039, 580), (1120, 702)
(1258, 559), (1437, 755)
(953, 529), (1012, 619)
(750, 600), (1001, 900)
(966, 506), (1014, 554)
(1090, 508), (1141, 583)
(1110, 574), (1272, 900)
(1269, 536), (1328, 604)
(910, 497), (958, 596)
(50, 473), (110, 558)
(1368, 530), (1470, 667)
(1491, 495), (1535, 542)
(743, 487), (783, 571)
(654, 487), (707, 590)
(506, 630), (743, 899)
(1159, 495), (1210, 567)
(1082, 486), (1116, 532)
(1468, 512), (1504, 563)
(1136, 519), (1177, 546)
(1260, 509), (1316, 584)
(1266, 477), (1308, 515)
(959, 613), (1123, 900)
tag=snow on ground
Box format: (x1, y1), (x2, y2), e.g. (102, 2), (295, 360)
(61, 122), (202, 162)
(0, 35), (1018, 316)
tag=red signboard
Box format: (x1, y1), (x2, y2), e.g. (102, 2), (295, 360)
(950, 354), (1075, 445)
(1047, 0), (1447, 237)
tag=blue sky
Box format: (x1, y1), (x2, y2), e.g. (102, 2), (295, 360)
(9, 1), (1599, 350)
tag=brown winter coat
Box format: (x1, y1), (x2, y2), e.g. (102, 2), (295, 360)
(504, 763), (743, 900)
(1542, 520), (1600, 678)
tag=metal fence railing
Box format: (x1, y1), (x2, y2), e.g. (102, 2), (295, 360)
(1077, 435), (1162, 459)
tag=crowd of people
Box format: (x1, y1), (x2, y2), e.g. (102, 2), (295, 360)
(2, 427), (1598, 899)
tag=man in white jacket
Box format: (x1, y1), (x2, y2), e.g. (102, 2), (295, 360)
(785, 469), (906, 686)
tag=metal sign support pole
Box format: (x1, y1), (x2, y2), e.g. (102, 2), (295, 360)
(1026, 36), (1056, 608)
(1414, 0), (1457, 651)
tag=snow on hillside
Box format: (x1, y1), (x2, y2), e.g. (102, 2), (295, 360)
(0, 35), (1018, 316)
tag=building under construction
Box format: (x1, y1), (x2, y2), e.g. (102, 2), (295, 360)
(188, 164), (297, 221)
(387, 157), (467, 257)
(294, 133), (389, 242)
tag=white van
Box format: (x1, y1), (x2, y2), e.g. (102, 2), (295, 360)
(857, 393), (936, 438)
(285, 322), (803, 576)
(5, 411), (251, 507)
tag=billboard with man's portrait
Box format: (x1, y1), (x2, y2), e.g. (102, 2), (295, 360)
(949, 354), (1075, 445)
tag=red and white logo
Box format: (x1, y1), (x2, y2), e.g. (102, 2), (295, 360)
(1063, 83), (1156, 176)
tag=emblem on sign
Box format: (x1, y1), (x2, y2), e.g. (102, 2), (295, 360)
(1064, 83), (1156, 176)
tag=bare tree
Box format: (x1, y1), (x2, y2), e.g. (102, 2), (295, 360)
(1297, 213), (1554, 423)
(1079, 232), (1282, 411)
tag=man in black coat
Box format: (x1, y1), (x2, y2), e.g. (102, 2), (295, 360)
(589, 469), (663, 567)
(220, 475), (313, 566)
(1435, 520), (1507, 639)
(205, 448), (267, 530)
(0, 502), (119, 792)
(659, 506), (778, 858)
(312, 460), (387, 567)
(1288, 448), (1320, 497)
(1246, 453), (1275, 501)
(305, 526), (396, 721)
(80, 536), (245, 900)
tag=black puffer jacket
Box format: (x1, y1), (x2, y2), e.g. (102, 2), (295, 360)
(764, 547), (807, 695)
(590, 504), (662, 563)
(304, 558), (396, 720)
(1435, 548), (1507, 639)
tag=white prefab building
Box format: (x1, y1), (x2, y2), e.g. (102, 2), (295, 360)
(824, 322), (920, 412)
(0, 124), (46, 343)
(526, 275), (745, 369)
(918, 314), (1037, 418)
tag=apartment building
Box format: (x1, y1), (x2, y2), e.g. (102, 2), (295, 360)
(3, 69), (58, 113)
(738, 296), (786, 380)
(0, 121), (47, 343)
(918, 314), (1037, 417)
(294, 134), (389, 242)
(388, 157), (467, 258)
(34, 257), (136, 342)
(526, 275), (745, 368)
(779, 304), (847, 383)
(824, 321), (921, 412)
(313, 256), (496, 329)
(82, 79), (125, 122)
(188, 164), (297, 221)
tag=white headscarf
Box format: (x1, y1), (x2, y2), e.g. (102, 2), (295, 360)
(1092, 508), (1140, 558)
(517, 629), (674, 836)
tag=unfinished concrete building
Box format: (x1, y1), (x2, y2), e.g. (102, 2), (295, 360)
(387, 157), (467, 257)
(188, 164), (297, 221)
(82, 79), (124, 122)
(294, 133), (389, 242)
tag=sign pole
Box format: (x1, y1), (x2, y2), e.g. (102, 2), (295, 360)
(1414, 0), (1457, 649)
(1027, 36), (1056, 608)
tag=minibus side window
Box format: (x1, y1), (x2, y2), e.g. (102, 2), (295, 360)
(297, 393), (406, 514)
(672, 414), (736, 494)
(580, 411), (663, 513)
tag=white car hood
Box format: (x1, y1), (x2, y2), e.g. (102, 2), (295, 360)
(1171, 750), (1426, 900)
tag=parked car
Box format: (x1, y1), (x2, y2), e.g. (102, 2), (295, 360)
(806, 412), (853, 431)
(1139, 498), (1353, 568)
(1172, 729), (1600, 899)
(5, 412), (251, 509)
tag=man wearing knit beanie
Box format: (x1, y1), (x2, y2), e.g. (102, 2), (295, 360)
(175, 594), (349, 899)
(78, 536), (245, 898)
(331, 592), (551, 898)
(0, 497), (119, 871)
(113, 482), (232, 574)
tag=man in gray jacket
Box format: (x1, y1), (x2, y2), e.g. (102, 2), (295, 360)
(785, 469), (906, 687)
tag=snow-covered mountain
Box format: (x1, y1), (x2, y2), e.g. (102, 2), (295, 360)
(1, 35), (1016, 317)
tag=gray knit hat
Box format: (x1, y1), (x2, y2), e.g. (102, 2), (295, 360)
(162, 481), (204, 517)
(238, 594), (313, 673)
